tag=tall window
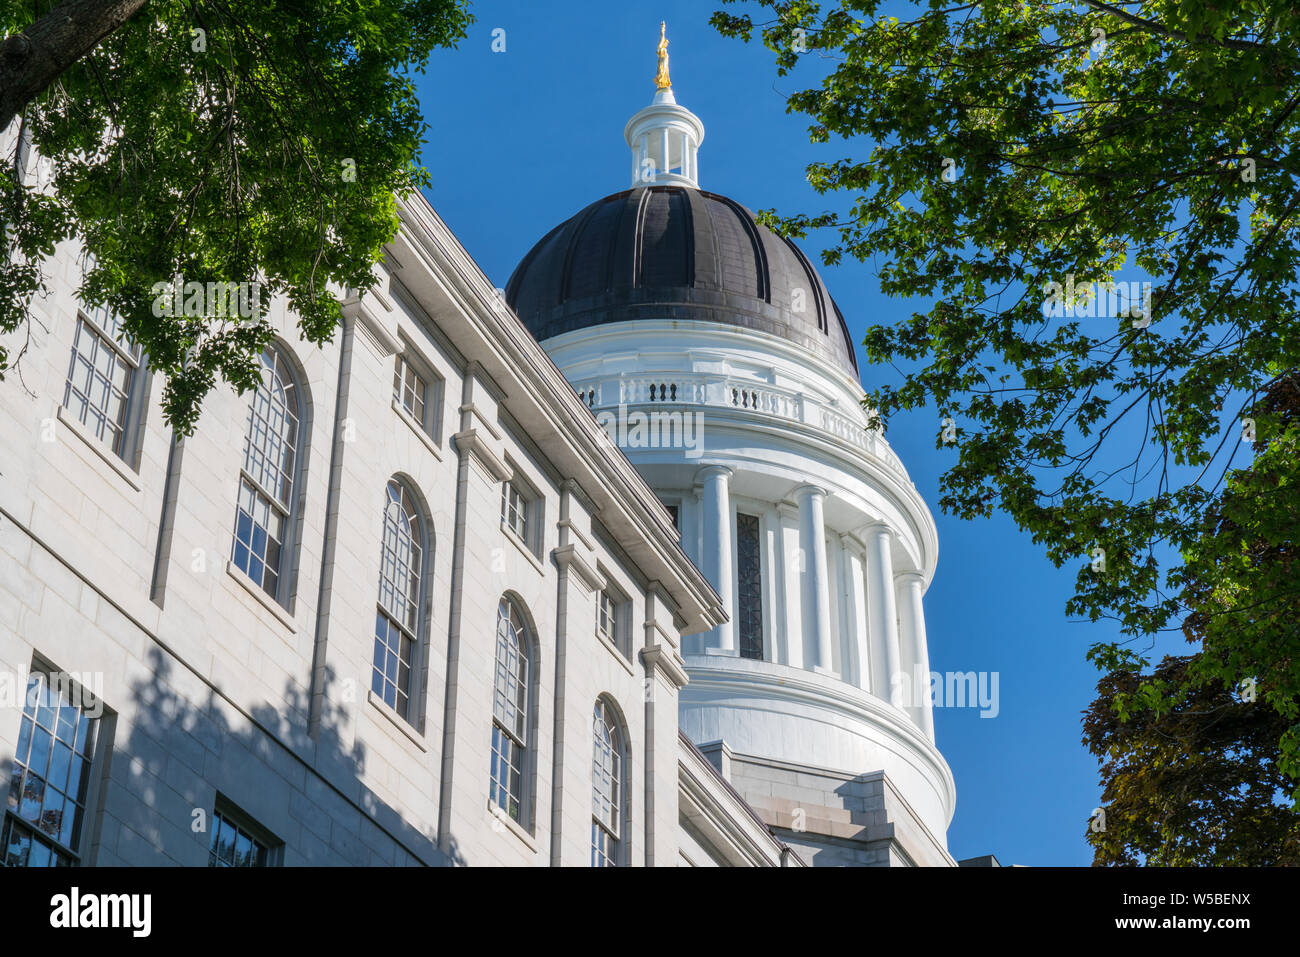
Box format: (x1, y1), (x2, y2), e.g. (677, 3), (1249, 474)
(63, 259), (141, 459)
(597, 590), (619, 647)
(372, 479), (424, 723)
(490, 597), (531, 823)
(591, 699), (622, 867)
(501, 479), (529, 543)
(736, 512), (765, 660)
(232, 345), (301, 602)
(3, 670), (101, 867)
(392, 354), (427, 425)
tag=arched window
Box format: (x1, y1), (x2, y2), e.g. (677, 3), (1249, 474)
(231, 345), (302, 603)
(591, 698), (623, 866)
(489, 597), (531, 823)
(372, 479), (425, 723)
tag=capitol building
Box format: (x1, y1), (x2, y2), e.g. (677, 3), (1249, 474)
(0, 33), (955, 867)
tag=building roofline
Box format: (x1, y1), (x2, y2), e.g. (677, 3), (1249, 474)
(388, 189), (725, 637)
(678, 730), (807, 867)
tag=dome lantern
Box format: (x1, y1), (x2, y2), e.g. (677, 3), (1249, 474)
(624, 23), (705, 189)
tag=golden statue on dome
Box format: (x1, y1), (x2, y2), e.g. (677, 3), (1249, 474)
(655, 21), (671, 90)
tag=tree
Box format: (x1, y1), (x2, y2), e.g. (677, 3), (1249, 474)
(1169, 375), (1300, 775)
(712, 2), (1300, 777)
(1083, 654), (1300, 865)
(1, 0), (472, 434)
(1087, 375), (1299, 864)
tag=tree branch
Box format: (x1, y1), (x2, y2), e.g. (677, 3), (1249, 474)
(0, 0), (149, 129)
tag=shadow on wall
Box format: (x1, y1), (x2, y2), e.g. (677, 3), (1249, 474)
(4, 646), (466, 866)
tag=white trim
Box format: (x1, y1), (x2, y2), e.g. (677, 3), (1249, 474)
(681, 654), (956, 825)
(75, 306), (140, 369)
(224, 560), (297, 635)
(503, 522), (545, 576)
(366, 688), (428, 753)
(487, 797), (538, 852)
(391, 396), (443, 461)
(594, 627), (635, 677)
(54, 403), (142, 491)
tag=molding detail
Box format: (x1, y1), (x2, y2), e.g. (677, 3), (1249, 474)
(641, 643), (690, 688)
(552, 543), (604, 592)
(343, 296), (401, 357)
(452, 428), (510, 481)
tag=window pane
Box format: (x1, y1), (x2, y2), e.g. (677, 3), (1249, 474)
(736, 513), (765, 660)
(207, 807), (276, 867)
(4, 669), (100, 865)
(232, 347), (300, 602)
(373, 480), (425, 726)
(591, 699), (622, 867)
(490, 599), (530, 822)
(62, 314), (135, 459)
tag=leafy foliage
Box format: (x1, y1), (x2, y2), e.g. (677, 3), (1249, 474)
(1, 0), (472, 433)
(713, 1), (1300, 783)
(1171, 376), (1300, 775)
(1083, 655), (1300, 865)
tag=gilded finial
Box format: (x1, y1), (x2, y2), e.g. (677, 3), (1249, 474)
(655, 21), (671, 90)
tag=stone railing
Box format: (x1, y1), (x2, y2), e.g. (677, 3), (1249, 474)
(572, 373), (910, 479)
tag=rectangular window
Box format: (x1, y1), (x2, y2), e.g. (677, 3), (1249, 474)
(207, 799), (281, 867)
(489, 725), (524, 822)
(501, 479), (530, 545)
(3, 670), (102, 867)
(736, 513), (765, 660)
(62, 315), (139, 458)
(597, 590), (619, 647)
(393, 354), (428, 426)
(592, 820), (618, 867)
(372, 611), (414, 721)
(233, 477), (287, 599)
(666, 503), (680, 529)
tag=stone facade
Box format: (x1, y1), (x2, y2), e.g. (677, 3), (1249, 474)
(0, 189), (790, 867)
(1, 66), (958, 869)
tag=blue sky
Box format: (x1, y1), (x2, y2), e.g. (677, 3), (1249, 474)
(409, 1), (1179, 866)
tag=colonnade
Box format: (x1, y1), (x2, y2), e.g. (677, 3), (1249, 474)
(689, 466), (935, 741)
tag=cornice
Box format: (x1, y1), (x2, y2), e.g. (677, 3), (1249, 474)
(451, 428), (510, 482)
(552, 543), (604, 592)
(681, 655), (957, 822)
(390, 192), (724, 635)
(640, 643), (690, 689)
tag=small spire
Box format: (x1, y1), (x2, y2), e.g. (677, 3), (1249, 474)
(626, 22), (703, 188)
(655, 21), (671, 91)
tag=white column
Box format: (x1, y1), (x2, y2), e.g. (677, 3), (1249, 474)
(864, 523), (903, 708)
(775, 501), (803, 668)
(826, 539), (843, 675)
(699, 466), (734, 653)
(640, 134), (649, 182)
(796, 485), (832, 673)
(841, 534), (870, 689)
(897, 571), (935, 741)
(660, 128), (670, 179)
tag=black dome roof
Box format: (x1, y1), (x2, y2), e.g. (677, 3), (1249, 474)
(505, 186), (859, 376)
